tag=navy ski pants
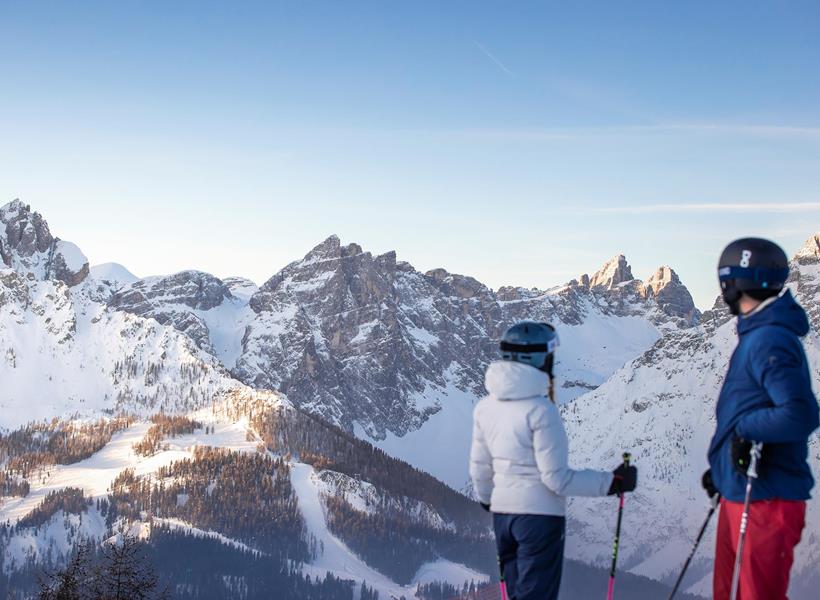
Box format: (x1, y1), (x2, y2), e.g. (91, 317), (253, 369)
(493, 513), (565, 600)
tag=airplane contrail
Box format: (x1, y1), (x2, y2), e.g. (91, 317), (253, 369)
(474, 41), (514, 77)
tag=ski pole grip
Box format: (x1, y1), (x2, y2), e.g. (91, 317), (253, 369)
(622, 452), (631, 466)
(747, 442), (763, 479)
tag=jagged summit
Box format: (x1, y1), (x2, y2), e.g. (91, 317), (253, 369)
(303, 235), (363, 262)
(795, 232), (820, 263)
(644, 265), (680, 296)
(586, 254), (634, 289)
(0, 198), (27, 219)
(0, 198), (89, 286)
(643, 266), (697, 322)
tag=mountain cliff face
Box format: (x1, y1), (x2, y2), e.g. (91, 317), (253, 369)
(90, 231), (699, 487)
(0, 200), (89, 286)
(231, 238), (700, 438)
(110, 271), (236, 357)
(98, 232), (698, 460)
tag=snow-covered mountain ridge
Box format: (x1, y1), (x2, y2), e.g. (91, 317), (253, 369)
(0, 201), (256, 428)
(101, 230), (698, 486)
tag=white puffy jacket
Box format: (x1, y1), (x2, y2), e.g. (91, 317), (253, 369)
(469, 360), (613, 516)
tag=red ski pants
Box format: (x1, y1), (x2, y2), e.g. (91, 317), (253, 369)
(713, 498), (805, 600)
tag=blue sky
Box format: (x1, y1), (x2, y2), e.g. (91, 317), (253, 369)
(1, 1), (819, 308)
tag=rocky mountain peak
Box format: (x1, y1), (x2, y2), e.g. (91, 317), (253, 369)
(794, 233), (820, 264)
(0, 199), (89, 286)
(643, 266), (698, 323)
(424, 268), (489, 299)
(303, 235), (364, 263)
(1, 200), (54, 265)
(0, 198), (28, 221)
(586, 254), (634, 289)
(644, 266), (679, 295)
(112, 270), (232, 312)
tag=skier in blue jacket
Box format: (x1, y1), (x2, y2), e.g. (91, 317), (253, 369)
(704, 237), (819, 599)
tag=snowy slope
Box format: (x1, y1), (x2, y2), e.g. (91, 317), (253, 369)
(89, 262), (139, 287)
(292, 463), (488, 597)
(108, 270), (256, 369)
(0, 273), (249, 428)
(0, 202), (265, 429)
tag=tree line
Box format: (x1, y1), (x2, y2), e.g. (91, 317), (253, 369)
(108, 447), (311, 563)
(133, 414), (202, 456)
(0, 417), (134, 476)
(250, 404), (490, 531)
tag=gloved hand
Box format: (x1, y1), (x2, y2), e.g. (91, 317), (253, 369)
(607, 462), (637, 496)
(701, 469), (719, 499)
(479, 502), (491, 512)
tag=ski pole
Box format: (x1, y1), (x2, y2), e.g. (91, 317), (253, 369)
(668, 492), (721, 600)
(498, 555), (508, 600)
(729, 442), (763, 600)
(606, 452), (631, 600)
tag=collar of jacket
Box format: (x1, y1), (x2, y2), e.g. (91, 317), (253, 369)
(737, 289), (810, 338)
(485, 360), (549, 400)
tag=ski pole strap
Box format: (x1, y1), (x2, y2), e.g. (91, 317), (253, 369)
(747, 442), (763, 479)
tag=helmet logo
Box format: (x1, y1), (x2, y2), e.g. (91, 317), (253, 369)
(740, 250), (752, 268)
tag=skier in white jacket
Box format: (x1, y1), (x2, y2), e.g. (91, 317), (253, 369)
(470, 321), (637, 600)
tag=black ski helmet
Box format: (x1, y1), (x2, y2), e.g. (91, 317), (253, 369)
(499, 321), (559, 377)
(718, 237), (789, 315)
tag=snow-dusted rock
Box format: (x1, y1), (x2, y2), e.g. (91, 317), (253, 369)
(0, 200), (88, 286)
(587, 254), (634, 289)
(90, 262), (139, 287)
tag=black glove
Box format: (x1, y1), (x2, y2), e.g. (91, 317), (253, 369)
(701, 469), (719, 499)
(608, 463), (637, 496)
(479, 502), (491, 512)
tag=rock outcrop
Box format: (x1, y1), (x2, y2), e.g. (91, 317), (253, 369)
(0, 200), (88, 286)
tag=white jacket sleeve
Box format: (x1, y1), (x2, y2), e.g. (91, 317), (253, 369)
(530, 403), (613, 497)
(469, 409), (494, 504)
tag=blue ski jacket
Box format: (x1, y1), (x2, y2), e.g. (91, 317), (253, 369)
(708, 290), (820, 502)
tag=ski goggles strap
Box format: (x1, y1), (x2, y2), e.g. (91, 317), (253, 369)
(718, 266), (789, 286)
(500, 339), (559, 353)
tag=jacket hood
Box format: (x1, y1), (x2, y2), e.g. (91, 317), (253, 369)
(485, 360), (549, 400)
(738, 289), (810, 338)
